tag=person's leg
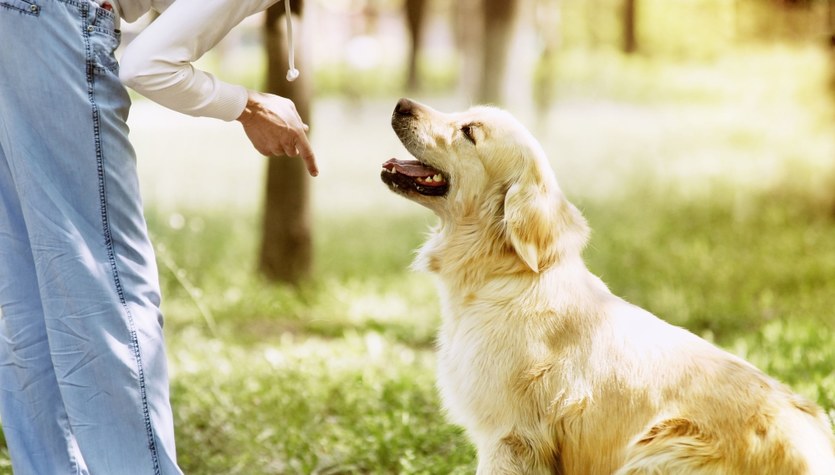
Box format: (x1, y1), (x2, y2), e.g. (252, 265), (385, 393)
(0, 143), (88, 475)
(0, 6), (87, 474)
(0, 1), (181, 473)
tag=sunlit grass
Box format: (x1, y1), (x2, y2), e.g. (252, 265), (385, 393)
(168, 329), (475, 474)
(141, 185), (835, 474)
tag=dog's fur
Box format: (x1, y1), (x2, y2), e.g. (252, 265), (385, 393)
(382, 98), (835, 474)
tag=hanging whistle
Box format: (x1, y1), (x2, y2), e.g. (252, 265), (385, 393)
(284, 0), (299, 82)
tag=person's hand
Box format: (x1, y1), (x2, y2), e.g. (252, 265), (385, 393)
(237, 91), (318, 177)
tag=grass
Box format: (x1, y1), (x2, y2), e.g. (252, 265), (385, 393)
(143, 185), (835, 475)
(1, 45), (834, 473)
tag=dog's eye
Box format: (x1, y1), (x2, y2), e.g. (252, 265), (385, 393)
(461, 124), (477, 144)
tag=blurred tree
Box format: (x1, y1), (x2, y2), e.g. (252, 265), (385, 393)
(405, 0), (428, 91)
(830, 0), (834, 30)
(623, 0), (638, 54)
(829, 3), (835, 110)
(533, 0), (562, 121)
(480, 0), (520, 104)
(584, 0), (603, 49)
(260, 0), (313, 284)
(453, 0), (483, 98)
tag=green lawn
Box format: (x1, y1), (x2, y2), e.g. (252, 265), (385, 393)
(140, 188), (835, 475)
(1, 46), (834, 474)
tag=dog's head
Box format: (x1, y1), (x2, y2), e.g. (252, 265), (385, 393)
(381, 98), (588, 274)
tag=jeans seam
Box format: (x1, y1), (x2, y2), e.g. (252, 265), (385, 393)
(0, 3), (39, 16)
(81, 4), (162, 475)
(58, 412), (83, 475)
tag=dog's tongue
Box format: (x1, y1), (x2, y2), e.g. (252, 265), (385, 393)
(383, 158), (439, 178)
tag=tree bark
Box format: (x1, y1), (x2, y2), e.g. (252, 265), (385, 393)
(623, 0), (638, 54)
(533, 0), (562, 122)
(405, 0), (428, 91)
(260, 0), (313, 284)
(479, 0), (520, 104)
(453, 0), (483, 97)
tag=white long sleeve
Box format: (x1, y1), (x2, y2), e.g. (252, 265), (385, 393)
(107, 0), (174, 24)
(119, 0), (279, 121)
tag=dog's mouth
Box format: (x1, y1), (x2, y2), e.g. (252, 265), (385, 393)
(380, 158), (449, 197)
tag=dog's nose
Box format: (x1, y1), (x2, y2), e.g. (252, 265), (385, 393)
(394, 98), (415, 116)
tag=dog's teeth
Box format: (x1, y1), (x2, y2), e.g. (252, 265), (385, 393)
(433, 174), (442, 182)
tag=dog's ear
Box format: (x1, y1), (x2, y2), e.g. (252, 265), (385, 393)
(504, 180), (588, 273)
(504, 182), (557, 272)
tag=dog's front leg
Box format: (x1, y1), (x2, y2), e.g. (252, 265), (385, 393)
(475, 434), (556, 475)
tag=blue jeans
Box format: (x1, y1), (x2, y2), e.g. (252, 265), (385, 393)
(0, 1), (182, 473)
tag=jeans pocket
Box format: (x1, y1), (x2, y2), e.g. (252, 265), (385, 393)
(90, 29), (120, 74)
(0, 0), (41, 16)
(87, 4), (120, 74)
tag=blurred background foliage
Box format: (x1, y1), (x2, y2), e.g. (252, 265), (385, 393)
(1, 0), (834, 473)
(180, 0), (835, 101)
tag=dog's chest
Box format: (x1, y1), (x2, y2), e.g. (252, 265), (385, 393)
(435, 307), (550, 432)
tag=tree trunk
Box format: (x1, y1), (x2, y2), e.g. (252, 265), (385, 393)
(533, 0), (562, 122)
(260, 0), (313, 284)
(830, 0), (834, 32)
(623, 0), (638, 54)
(453, 0), (483, 98)
(479, 0), (520, 104)
(405, 0), (428, 91)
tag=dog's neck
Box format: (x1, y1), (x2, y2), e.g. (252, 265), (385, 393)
(416, 182), (588, 274)
(413, 214), (592, 296)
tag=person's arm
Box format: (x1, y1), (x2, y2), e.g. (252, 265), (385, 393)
(119, 0), (274, 121)
(120, 0), (318, 176)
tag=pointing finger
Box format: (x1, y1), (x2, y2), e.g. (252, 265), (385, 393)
(295, 132), (318, 177)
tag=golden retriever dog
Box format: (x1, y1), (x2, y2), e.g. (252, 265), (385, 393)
(380, 98), (835, 474)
